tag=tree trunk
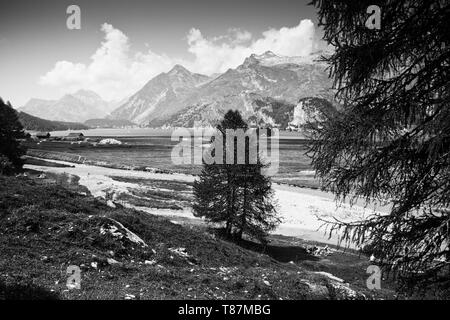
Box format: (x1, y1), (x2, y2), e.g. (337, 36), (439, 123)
(225, 220), (232, 238)
(237, 180), (248, 241)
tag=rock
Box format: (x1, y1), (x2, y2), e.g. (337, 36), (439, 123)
(106, 200), (116, 208)
(263, 280), (271, 286)
(107, 258), (120, 265)
(100, 219), (148, 247)
(168, 247), (190, 258)
(329, 281), (363, 300)
(313, 271), (344, 283)
(124, 294), (135, 300)
(299, 279), (329, 298)
(144, 260), (156, 265)
(307, 245), (333, 257)
(91, 262), (98, 269)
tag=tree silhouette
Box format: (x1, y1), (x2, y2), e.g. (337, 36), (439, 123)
(0, 98), (27, 173)
(308, 0), (449, 295)
(193, 110), (279, 243)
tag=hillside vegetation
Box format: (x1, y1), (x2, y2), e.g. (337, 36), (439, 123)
(0, 174), (388, 300)
(18, 112), (89, 132)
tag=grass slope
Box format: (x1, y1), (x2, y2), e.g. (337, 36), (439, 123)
(0, 174), (390, 300)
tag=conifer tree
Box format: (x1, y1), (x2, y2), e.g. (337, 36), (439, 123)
(193, 110), (279, 243)
(0, 98), (26, 174)
(309, 0), (449, 295)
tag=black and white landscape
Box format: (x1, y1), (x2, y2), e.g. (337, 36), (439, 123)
(0, 0), (448, 304)
(19, 51), (333, 129)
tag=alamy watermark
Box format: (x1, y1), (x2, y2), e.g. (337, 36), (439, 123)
(66, 5), (81, 30)
(66, 265), (81, 290)
(171, 128), (280, 176)
(366, 265), (382, 290)
(365, 5), (381, 30)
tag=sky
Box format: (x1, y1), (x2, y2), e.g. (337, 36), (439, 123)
(0, 0), (326, 107)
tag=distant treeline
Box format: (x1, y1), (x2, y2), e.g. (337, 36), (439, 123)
(18, 111), (89, 131)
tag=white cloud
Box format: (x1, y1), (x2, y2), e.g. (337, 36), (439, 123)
(186, 19), (317, 75)
(40, 23), (175, 101)
(40, 20), (319, 101)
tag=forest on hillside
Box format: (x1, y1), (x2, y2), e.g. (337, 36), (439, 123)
(18, 111), (89, 131)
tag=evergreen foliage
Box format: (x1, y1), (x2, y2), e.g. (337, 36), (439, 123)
(309, 0), (449, 294)
(0, 98), (27, 174)
(193, 110), (280, 243)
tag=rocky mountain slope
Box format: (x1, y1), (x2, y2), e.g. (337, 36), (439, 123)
(110, 65), (211, 125)
(166, 96), (336, 130)
(111, 51), (334, 127)
(20, 90), (115, 123)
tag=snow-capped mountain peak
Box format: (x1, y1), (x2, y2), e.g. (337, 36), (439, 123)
(241, 50), (330, 68)
(111, 51), (334, 127)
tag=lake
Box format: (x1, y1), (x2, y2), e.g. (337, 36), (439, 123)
(30, 128), (319, 188)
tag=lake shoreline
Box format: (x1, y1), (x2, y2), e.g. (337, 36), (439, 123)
(24, 155), (390, 247)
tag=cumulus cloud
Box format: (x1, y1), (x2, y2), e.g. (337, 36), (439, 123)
(40, 20), (320, 101)
(186, 19), (316, 75)
(40, 23), (175, 101)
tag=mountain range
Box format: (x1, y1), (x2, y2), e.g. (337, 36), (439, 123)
(21, 50), (335, 129)
(19, 90), (116, 123)
(111, 51), (334, 128)
(110, 65), (211, 124)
